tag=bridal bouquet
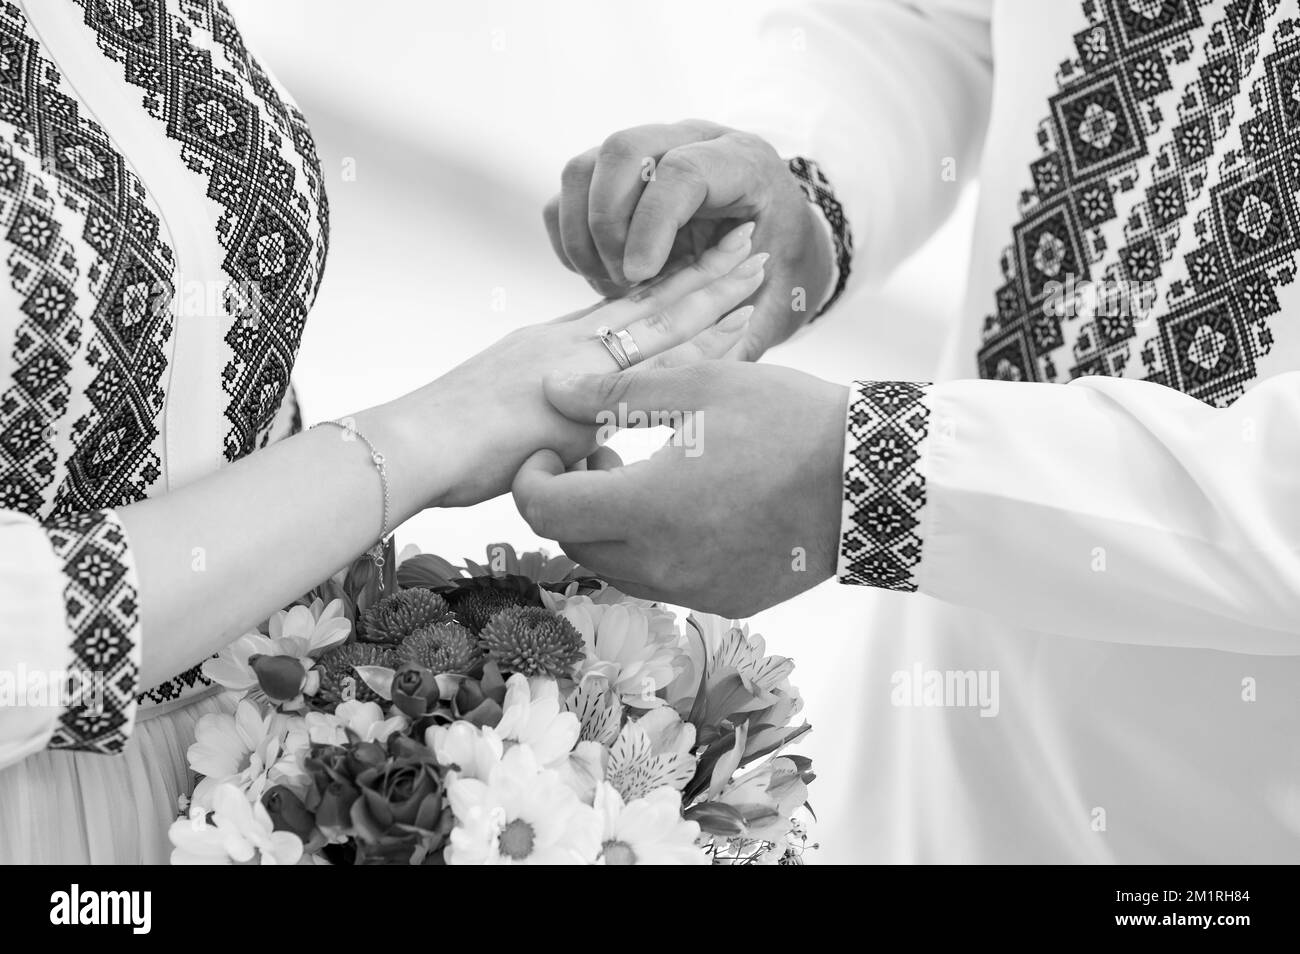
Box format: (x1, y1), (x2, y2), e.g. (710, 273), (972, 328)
(168, 543), (815, 865)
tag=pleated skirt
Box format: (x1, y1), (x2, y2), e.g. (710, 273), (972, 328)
(0, 687), (236, 864)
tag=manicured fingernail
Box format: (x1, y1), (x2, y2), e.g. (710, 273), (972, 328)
(732, 251), (770, 277)
(718, 305), (754, 331)
(718, 221), (756, 252)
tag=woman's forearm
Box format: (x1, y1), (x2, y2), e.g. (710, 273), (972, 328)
(121, 385), (453, 689)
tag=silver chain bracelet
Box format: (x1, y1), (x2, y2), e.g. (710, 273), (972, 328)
(313, 419), (392, 585)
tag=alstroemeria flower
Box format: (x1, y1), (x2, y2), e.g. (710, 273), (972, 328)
(605, 706), (697, 802)
(714, 756), (811, 843)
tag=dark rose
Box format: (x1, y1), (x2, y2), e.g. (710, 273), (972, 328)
(391, 663), (440, 720)
(261, 785), (315, 840)
(350, 736), (450, 864)
(345, 740), (388, 777)
(315, 779), (360, 829)
(305, 744), (350, 784)
(451, 666), (506, 728)
(249, 654), (307, 702)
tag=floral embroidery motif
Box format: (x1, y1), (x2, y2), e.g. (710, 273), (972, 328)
(0, 3), (174, 520)
(788, 156), (854, 318)
(980, 0), (1295, 409)
(72, 0), (329, 459)
(45, 509), (141, 753)
(838, 381), (931, 591)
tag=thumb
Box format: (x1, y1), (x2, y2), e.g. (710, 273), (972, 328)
(541, 365), (707, 424)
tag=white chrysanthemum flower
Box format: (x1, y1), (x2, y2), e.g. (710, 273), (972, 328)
(493, 673), (580, 766)
(188, 699), (309, 809)
(305, 699), (407, 746)
(594, 783), (706, 865)
(203, 598), (351, 694)
(445, 745), (601, 865)
(426, 720), (504, 782)
(555, 595), (685, 708)
(170, 783), (303, 865)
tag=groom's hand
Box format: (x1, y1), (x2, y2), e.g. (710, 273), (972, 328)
(545, 120), (833, 360)
(511, 362), (848, 616)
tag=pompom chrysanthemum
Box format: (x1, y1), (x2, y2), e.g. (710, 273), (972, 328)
(316, 642), (395, 704)
(479, 607), (585, 679)
(446, 583), (535, 635)
(397, 622), (480, 675)
(361, 589), (452, 644)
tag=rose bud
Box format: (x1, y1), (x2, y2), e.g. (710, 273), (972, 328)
(315, 779), (360, 829)
(261, 785), (315, 840)
(249, 654), (308, 702)
(391, 663), (440, 720)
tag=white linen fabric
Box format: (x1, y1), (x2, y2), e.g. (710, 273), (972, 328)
(735, 0), (1300, 861)
(0, 0), (326, 861)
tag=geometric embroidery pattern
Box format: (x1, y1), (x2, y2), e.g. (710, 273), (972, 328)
(837, 381), (931, 591)
(788, 156), (854, 319)
(0, 140), (83, 519)
(0, 3), (329, 723)
(44, 508), (141, 754)
(0, 3), (175, 521)
(979, 0), (1294, 409)
(73, 0), (329, 460)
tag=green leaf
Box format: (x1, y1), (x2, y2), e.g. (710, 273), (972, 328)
(683, 801), (748, 837)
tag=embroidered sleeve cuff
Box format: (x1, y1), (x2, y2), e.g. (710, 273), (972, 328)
(837, 381), (933, 591)
(787, 156), (854, 319)
(43, 509), (141, 755)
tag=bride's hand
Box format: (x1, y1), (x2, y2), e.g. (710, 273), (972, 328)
(397, 221), (767, 507)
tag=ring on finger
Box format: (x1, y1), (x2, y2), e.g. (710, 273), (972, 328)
(596, 326), (631, 370)
(613, 328), (643, 366)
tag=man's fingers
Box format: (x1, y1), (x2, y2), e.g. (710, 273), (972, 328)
(555, 545), (670, 602)
(585, 443), (624, 472)
(581, 219), (754, 339)
(512, 450), (641, 543)
(623, 137), (757, 282)
(542, 195), (573, 272)
(558, 148), (608, 283)
(588, 124), (720, 285)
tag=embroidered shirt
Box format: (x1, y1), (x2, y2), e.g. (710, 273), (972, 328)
(0, 0), (327, 764)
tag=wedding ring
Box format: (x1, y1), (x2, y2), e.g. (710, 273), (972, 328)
(613, 328), (643, 366)
(596, 325), (631, 370)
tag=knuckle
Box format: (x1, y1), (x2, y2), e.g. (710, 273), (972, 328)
(728, 129), (776, 159)
(561, 153), (595, 188)
(642, 309), (674, 337)
(657, 148), (705, 183)
(522, 497), (556, 539)
(598, 131), (643, 163)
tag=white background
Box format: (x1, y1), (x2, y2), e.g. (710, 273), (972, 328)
(229, 0), (975, 861)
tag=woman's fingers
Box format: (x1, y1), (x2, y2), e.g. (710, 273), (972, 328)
(615, 251), (766, 360)
(641, 305), (754, 369)
(584, 220), (755, 327)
